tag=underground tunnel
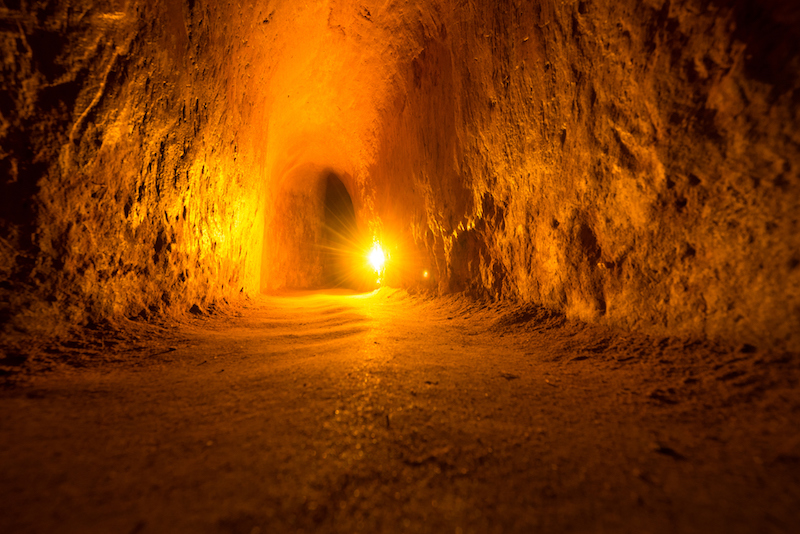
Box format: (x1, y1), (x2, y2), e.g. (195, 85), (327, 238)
(321, 172), (368, 289)
(1, 0), (800, 532)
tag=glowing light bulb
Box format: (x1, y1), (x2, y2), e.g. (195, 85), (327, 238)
(423, 270), (429, 279)
(368, 243), (385, 274)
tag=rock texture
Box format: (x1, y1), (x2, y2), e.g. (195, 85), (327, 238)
(2, 0), (799, 350)
(370, 0), (800, 349)
(1, 1), (267, 334)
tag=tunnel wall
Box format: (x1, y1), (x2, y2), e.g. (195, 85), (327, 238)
(263, 163), (329, 290)
(369, 0), (800, 349)
(1, 1), (268, 335)
(2, 0), (799, 351)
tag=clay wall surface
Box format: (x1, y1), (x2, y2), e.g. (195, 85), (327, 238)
(2, 0), (799, 349)
(372, 0), (800, 348)
(1, 0), (268, 334)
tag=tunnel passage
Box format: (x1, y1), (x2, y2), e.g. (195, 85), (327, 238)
(322, 173), (360, 289)
(261, 165), (371, 292)
(0, 0), (799, 351)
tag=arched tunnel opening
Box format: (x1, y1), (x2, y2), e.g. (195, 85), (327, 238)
(321, 172), (360, 290)
(1, 1), (800, 532)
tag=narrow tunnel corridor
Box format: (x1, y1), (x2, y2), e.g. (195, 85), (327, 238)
(322, 173), (362, 290)
(1, 0), (800, 532)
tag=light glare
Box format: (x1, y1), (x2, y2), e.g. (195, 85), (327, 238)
(368, 243), (385, 274)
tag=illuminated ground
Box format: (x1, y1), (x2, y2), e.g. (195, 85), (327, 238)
(1, 289), (799, 533)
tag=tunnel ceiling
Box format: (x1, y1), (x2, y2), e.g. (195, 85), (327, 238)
(1, 0), (799, 349)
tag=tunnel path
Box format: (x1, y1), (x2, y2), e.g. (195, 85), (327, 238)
(1, 289), (799, 533)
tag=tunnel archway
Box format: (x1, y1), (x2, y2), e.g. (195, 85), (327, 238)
(322, 172), (359, 289)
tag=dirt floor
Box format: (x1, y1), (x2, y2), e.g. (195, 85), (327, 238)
(1, 289), (799, 534)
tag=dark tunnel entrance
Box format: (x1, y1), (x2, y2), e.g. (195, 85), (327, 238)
(322, 173), (359, 289)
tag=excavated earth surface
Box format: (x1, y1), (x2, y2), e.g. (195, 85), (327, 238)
(3, 0), (800, 352)
(2, 289), (799, 534)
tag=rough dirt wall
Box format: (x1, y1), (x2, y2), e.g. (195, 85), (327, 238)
(2, 0), (799, 352)
(1, 0), (271, 336)
(265, 163), (329, 290)
(369, 0), (800, 350)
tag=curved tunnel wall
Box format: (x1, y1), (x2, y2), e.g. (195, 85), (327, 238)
(1, 0), (799, 350)
(370, 0), (800, 348)
(2, 1), (269, 333)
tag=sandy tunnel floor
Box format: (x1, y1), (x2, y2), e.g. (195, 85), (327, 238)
(1, 289), (799, 534)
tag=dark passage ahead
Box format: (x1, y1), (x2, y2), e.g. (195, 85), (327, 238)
(322, 173), (358, 288)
